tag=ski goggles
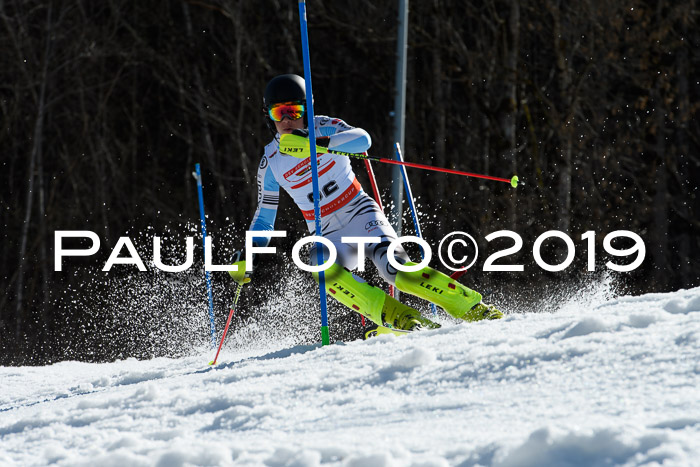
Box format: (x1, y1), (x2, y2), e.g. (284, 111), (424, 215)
(268, 101), (305, 122)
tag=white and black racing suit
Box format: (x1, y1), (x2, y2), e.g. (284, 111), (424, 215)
(249, 115), (409, 284)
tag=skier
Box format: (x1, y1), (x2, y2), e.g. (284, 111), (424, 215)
(230, 73), (502, 333)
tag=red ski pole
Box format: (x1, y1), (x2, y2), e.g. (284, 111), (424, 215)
(209, 281), (244, 366)
(279, 133), (520, 187)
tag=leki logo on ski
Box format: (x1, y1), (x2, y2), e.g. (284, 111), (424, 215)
(332, 283), (355, 299)
(420, 282), (444, 295)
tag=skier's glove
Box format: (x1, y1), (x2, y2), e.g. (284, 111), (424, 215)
(229, 250), (252, 285)
(291, 128), (330, 148)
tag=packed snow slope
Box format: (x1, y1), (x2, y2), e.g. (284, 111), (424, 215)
(2, 286), (700, 466)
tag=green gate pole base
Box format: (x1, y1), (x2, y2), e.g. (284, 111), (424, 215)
(321, 326), (330, 346)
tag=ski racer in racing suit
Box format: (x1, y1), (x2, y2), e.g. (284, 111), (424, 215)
(231, 74), (502, 333)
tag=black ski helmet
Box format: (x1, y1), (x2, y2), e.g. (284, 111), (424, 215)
(263, 74), (306, 109)
(263, 74), (308, 135)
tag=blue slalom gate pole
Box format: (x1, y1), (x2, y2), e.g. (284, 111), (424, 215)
(194, 163), (217, 348)
(395, 143), (438, 316)
(298, 0), (330, 345)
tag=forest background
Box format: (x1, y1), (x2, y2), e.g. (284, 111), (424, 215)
(1, 0), (698, 364)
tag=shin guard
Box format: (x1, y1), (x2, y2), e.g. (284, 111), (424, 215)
(314, 263), (386, 325)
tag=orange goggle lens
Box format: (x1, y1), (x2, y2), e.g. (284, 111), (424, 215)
(268, 102), (305, 122)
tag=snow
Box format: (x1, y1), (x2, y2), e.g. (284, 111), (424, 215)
(2, 286), (700, 466)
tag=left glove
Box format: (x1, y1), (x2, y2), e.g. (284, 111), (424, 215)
(228, 250), (252, 285)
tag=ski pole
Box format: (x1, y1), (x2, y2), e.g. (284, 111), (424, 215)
(298, 0), (330, 346)
(209, 281), (244, 366)
(280, 133), (520, 188)
(193, 163), (216, 349)
(395, 143), (438, 316)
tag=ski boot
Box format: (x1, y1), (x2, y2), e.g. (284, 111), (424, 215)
(380, 293), (440, 331)
(315, 263), (440, 332)
(395, 262), (503, 322)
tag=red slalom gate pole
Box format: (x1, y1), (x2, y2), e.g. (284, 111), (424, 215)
(450, 268), (468, 280)
(363, 157), (396, 301)
(363, 158), (383, 213)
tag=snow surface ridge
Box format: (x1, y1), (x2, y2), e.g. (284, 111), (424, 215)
(1, 287), (699, 466)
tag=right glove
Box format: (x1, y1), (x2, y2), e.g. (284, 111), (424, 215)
(228, 250), (252, 285)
